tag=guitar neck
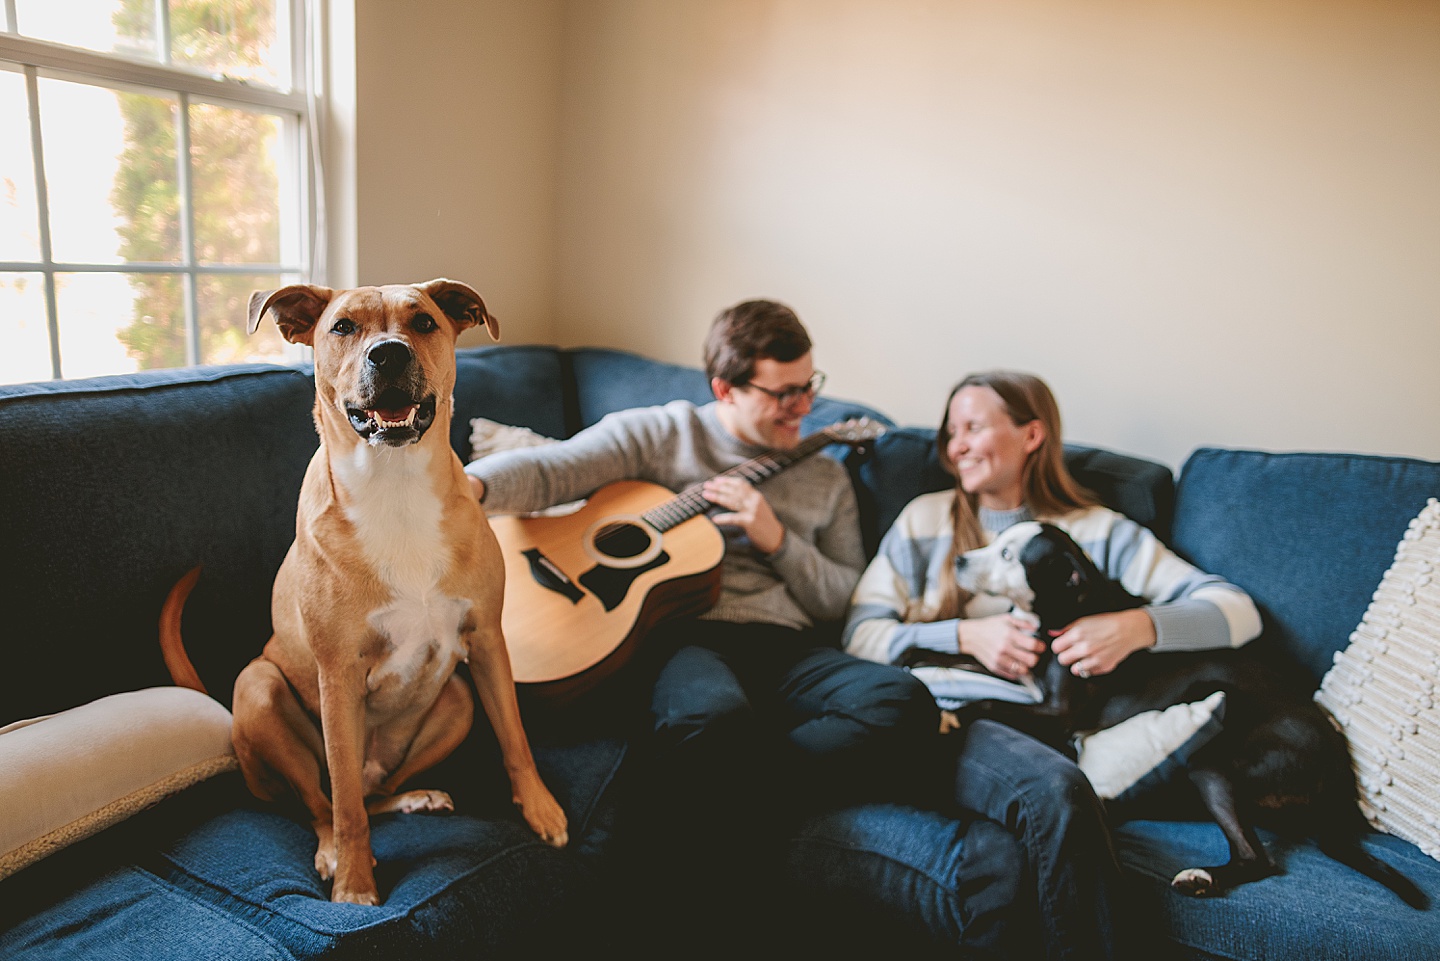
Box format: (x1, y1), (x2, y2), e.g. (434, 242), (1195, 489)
(641, 430), (839, 533)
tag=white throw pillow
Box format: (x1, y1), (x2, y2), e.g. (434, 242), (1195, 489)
(0, 687), (237, 880)
(1315, 497), (1440, 861)
(1075, 691), (1227, 803)
(468, 417), (582, 516)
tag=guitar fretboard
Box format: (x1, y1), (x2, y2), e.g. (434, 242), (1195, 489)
(640, 430), (842, 533)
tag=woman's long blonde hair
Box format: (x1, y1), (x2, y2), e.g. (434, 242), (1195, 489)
(935, 371), (1099, 618)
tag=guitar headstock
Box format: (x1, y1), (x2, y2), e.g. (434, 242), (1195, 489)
(821, 417), (889, 446)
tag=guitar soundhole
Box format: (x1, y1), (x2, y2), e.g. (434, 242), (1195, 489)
(593, 522), (652, 561)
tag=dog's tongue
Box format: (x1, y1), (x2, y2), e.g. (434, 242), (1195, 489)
(370, 405), (417, 425)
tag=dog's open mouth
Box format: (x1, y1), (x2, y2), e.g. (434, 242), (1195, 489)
(346, 389), (438, 446)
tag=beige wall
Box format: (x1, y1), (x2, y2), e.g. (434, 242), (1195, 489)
(344, 0), (1440, 470)
(551, 0), (1440, 469)
(348, 0), (563, 347)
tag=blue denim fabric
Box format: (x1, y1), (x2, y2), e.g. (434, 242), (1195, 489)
(1115, 819), (1440, 960)
(786, 802), (1035, 958)
(949, 719), (1126, 961)
(0, 864), (297, 961)
(645, 622), (938, 793)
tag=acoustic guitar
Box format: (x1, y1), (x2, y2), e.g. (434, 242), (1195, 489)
(491, 418), (887, 704)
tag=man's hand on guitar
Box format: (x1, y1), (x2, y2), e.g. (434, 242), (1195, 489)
(702, 476), (786, 555)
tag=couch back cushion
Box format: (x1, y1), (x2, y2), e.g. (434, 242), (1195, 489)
(0, 366), (319, 724)
(566, 344), (895, 465)
(451, 345), (572, 453)
(568, 347), (714, 429)
(1171, 448), (1440, 686)
(850, 426), (1177, 558)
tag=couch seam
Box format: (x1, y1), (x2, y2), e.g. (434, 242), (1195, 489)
(123, 863), (301, 960)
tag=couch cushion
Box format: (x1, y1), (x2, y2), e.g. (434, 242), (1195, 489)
(0, 365), (318, 724)
(1115, 819), (1440, 960)
(568, 347), (713, 430)
(1171, 448), (1440, 686)
(451, 345), (571, 452)
(0, 732), (628, 960)
(850, 427), (1176, 559)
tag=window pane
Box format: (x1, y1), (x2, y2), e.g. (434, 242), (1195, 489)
(198, 272), (294, 364)
(171, 0), (289, 89)
(55, 271), (183, 378)
(40, 78), (181, 264)
(0, 72), (43, 263)
(0, 273), (55, 384)
(14, 0), (160, 63)
(191, 102), (281, 264)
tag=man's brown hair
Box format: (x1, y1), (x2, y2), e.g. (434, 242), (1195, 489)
(703, 299), (812, 385)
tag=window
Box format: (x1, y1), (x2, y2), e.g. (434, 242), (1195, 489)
(1, 0), (314, 385)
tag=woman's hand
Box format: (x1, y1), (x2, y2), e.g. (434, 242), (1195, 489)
(1050, 608), (1156, 678)
(703, 476), (785, 555)
(959, 613), (1046, 680)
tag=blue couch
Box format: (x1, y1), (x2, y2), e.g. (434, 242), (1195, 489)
(1, 345), (1436, 959)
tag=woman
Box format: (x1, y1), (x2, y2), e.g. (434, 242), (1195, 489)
(844, 370), (1262, 961)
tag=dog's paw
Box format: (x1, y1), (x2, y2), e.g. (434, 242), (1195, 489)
(369, 789), (454, 815)
(330, 884), (380, 906)
(514, 785), (569, 848)
(313, 825), (338, 881)
(1171, 867), (1219, 897)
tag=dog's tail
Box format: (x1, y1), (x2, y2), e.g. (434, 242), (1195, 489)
(159, 566), (209, 695)
(1319, 830), (1430, 909)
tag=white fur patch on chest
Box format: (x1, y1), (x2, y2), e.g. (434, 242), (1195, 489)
(366, 593), (472, 708)
(332, 443), (448, 596)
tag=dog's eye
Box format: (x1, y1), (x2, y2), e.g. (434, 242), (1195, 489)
(413, 313), (438, 334)
(1001, 547), (1014, 562)
(330, 318), (356, 336)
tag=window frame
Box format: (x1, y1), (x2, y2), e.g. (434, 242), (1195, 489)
(0, 1), (314, 380)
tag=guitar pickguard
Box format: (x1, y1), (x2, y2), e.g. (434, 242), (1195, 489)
(579, 550), (671, 612)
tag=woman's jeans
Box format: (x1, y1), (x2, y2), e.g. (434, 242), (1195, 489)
(949, 718), (1126, 961)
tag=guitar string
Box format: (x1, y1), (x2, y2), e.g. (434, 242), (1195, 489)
(591, 424), (868, 551)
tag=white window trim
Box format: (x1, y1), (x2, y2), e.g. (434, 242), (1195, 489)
(0, 3), (318, 379)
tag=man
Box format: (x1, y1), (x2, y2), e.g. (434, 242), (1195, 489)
(465, 300), (937, 934)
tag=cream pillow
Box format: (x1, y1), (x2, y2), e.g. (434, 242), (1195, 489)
(1075, 691), (1227, 803)
(1315, 497), (1440, 861)
(468, 416), (582, 516)
(0, 687), (238, 880)
(469, 417), (559, 461)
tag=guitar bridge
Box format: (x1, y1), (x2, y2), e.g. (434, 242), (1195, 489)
(523, 548), (584, 604)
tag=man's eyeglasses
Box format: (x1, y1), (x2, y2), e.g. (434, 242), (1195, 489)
(742, 371), (826, 406)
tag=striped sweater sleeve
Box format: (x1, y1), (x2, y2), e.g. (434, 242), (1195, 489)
(1059, 507), (1262, 652)
(843, 493), (962, 664)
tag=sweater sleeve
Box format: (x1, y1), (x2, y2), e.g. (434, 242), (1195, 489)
(843, 500), (964, 664)
(1068, 509), (1262, 652)
(464, 406), (673, 514)
(768, 468), (865, 622)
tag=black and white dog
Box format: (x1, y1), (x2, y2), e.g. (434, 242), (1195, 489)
(954, 521), (1426, 907)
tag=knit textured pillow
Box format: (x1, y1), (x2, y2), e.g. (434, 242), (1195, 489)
(1315, 498), (1440, 861)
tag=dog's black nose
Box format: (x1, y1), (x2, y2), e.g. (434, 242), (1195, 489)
(367, 340), (412, 374)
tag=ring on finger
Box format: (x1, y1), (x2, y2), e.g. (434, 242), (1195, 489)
(1076, 663), (1091, 679)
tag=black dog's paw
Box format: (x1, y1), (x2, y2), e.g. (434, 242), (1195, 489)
(1171, 868), (1220, 898)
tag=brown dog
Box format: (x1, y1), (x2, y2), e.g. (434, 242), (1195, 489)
(161, 279), (567, 905)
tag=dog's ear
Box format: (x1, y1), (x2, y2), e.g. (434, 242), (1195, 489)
(247, 285), (334, 345)
(416, 279), (499, 341)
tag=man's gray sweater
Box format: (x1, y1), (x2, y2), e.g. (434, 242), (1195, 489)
(465, 400), (863, 631)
